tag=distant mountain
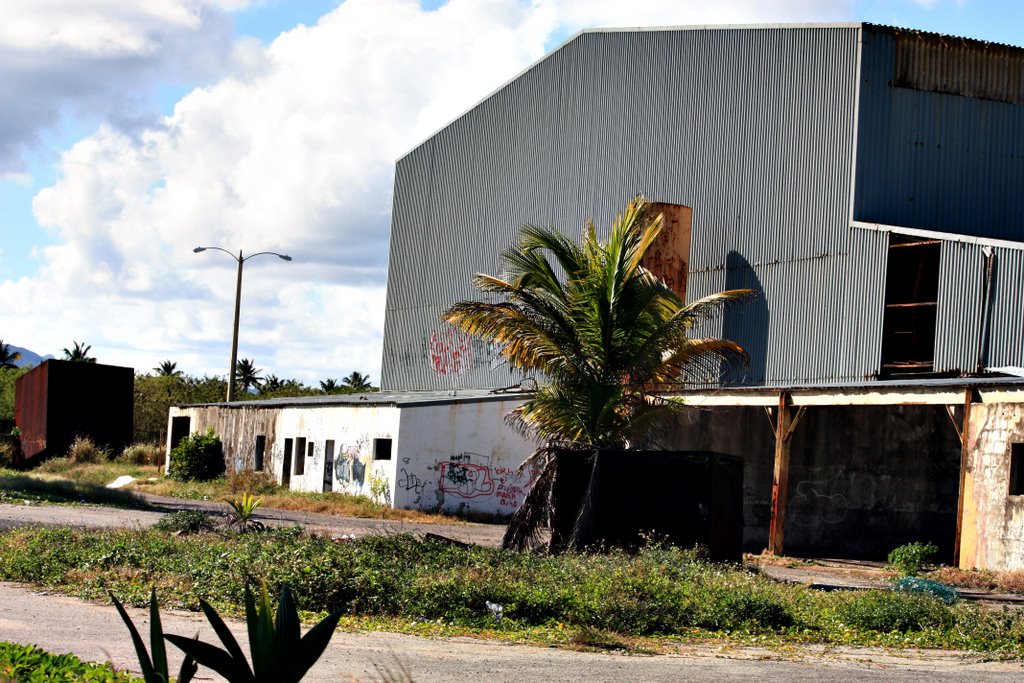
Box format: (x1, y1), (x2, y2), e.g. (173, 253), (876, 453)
(7, 345), (54, 368)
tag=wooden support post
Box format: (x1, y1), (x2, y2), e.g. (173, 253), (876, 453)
(768, 392), (803, 556)
(953, 388), (974, 567)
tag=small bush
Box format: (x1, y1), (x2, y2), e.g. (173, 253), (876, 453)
(838, 590), (953, 632)
(0, 640), (136, 681)
(226, 468), (278, 494)
(117, 443), (163, 466)
(68, 436), (109, 463)
(167, 429), (224, 482)
(888, 541), (938, 577)
(153, 510), (217, 534)
(0, 442), (13, 468)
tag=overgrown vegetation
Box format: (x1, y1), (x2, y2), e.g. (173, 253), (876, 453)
(2, 528), (1024, 654)
(168, 429), (224, 482)
(888, 542), (939, 577)
(0, 468), (142, 507)
(0, 641), (139, 682)
(69, 436), (110, 464)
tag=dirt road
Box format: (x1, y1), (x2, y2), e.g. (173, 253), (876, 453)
(2, 582), (1022, 682)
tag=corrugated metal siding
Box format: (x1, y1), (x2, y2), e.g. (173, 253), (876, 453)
(936, 242), (1024, 373)
(854, 27), (1024, 241)
(382, 26), (866, 391)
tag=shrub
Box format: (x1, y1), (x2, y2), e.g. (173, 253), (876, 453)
(226, 469), (278, 494)
(118, 443), (163, 466)
(68, 436), (109, 463)
(0, 441), (12, 469)
(838, 590), (953, 632)
(168, 429), (224, 482)
(153, 510), (217, 535)
(888, 541), (938, 577)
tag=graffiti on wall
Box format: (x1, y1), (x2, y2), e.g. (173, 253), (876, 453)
(788, 469), (848, 526)
(334, 442), (368, 492)
(432, 452), (533, 510)
(427, 328), (474, 376)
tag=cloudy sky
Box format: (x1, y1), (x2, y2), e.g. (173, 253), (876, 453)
(0, 0), (1021, 386)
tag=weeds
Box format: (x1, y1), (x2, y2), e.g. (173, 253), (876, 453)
(225, 469), (278, 495)
(153, 510), (217, 535)
(888, 542), (938, 577)
(0, 641), (139, 682)
(117, 443), (163, 466)
(2, 528), (1023, 653)
(0, 469), (141, 507)
(69, 436), (109, 464)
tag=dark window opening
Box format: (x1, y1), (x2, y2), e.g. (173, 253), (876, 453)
(880, 235), (941, 375)
(641, 202), (692, 303)
(254, 435), (266, 471)
(373, 438), (392, 461)
(294, 437), (306, 475)
(169, 416), (191, 451)
(1010, 444), (1024, 496)
(282, 439), (293, 487)
(323, 440), (335, 493)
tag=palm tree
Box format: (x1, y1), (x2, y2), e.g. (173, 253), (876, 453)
(261, 374), (285, 394)
(235, 358), (263, 394)
(0, 340), (21, 369)
(320, 378), (340, 394)
(443, 196), (752, 549)
(154, 360), (182, 377)
(63, 341), (96, 363)
(341, 371), (372, 392)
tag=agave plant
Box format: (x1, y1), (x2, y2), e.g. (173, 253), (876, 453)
(164, 582), (342, 683)
(111, 589), (198, 683)
(224, 492), (264, 532)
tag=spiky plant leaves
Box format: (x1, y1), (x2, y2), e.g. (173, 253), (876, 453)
(163, 635), (254, 683)
(198, 598), (252, 676)
(110, 589), (196, 683)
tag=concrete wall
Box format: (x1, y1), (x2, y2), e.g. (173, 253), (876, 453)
(168, 396), (533, 516)
(959, 400), (1024, 570)
(652, 403), (962, 560)
(394, 398), (535, 516)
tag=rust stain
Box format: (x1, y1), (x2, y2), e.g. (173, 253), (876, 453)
(642, 202), (692, 302)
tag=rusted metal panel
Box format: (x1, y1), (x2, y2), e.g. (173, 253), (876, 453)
(642, 203), (692, 301)
(13, 360), (133, 466)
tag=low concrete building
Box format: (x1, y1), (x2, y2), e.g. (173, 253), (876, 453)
(166, 390), (534, 517)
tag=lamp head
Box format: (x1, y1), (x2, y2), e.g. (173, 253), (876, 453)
(279, 254), (292, 261)
(193, 246), (206, 253)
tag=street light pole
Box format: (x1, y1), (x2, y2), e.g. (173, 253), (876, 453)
(194, 246), (292, 402)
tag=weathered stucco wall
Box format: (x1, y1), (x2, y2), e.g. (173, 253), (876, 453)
(959, 401), (1024, 570)
(652, 404), (962, 560)
(167, 396), (532, 516)
(394, 398), (534, 516)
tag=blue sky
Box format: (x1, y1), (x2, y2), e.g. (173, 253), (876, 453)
(0, 0), (1021, 383)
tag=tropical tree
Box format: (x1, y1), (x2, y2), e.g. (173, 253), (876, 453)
(235, 358), (263, 393)
(320, 378), (340, 394)
(63, 341), (96, 363)
(341, 371), (372, 392)
(443, 196), (752, 550)
(0, 341), (21, 370)
(154, 360), (181, 377)
(261, 374), (285, 394)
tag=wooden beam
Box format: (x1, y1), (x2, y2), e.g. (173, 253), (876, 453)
(953, 388), (974, 566)
(768, 392), (799, 556)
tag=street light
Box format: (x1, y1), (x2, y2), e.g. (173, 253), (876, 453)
(194, 246), (292, 402)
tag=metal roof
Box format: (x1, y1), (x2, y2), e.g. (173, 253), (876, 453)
(178, 388), (531, 410)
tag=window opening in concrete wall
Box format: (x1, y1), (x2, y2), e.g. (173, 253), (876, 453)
(169, 416), (191, 451)
(254, 435), (266, 471)
(880, 235), (941, 375)
(1009, 443), (1024, 496)
(323, 440), (334, 493)
(373, 438), (392, 461)
(282, 438), (293, 487)
(294, 437), (306, 475)
(641, 202), (692, 303)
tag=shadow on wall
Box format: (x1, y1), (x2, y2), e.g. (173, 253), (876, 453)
(721, 251), (768, 385)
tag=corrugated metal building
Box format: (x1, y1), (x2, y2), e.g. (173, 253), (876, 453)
(381, 23), (1024, 392)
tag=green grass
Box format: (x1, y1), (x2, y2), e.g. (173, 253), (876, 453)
(0, 468), (144, 508)
(0, 641), (141, 682)
(1, 527), (1022, 655)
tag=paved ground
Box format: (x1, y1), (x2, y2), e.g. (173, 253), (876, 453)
(3, 582), (1024, 682)
(0, 492), (507, 546)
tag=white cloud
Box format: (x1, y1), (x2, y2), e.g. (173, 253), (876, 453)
(1, 0), (857, 385)
(0, 0), (240, 174)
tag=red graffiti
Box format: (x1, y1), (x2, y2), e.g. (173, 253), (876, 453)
(429, 329), (473, 376)
(439, 462), (495, 498)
